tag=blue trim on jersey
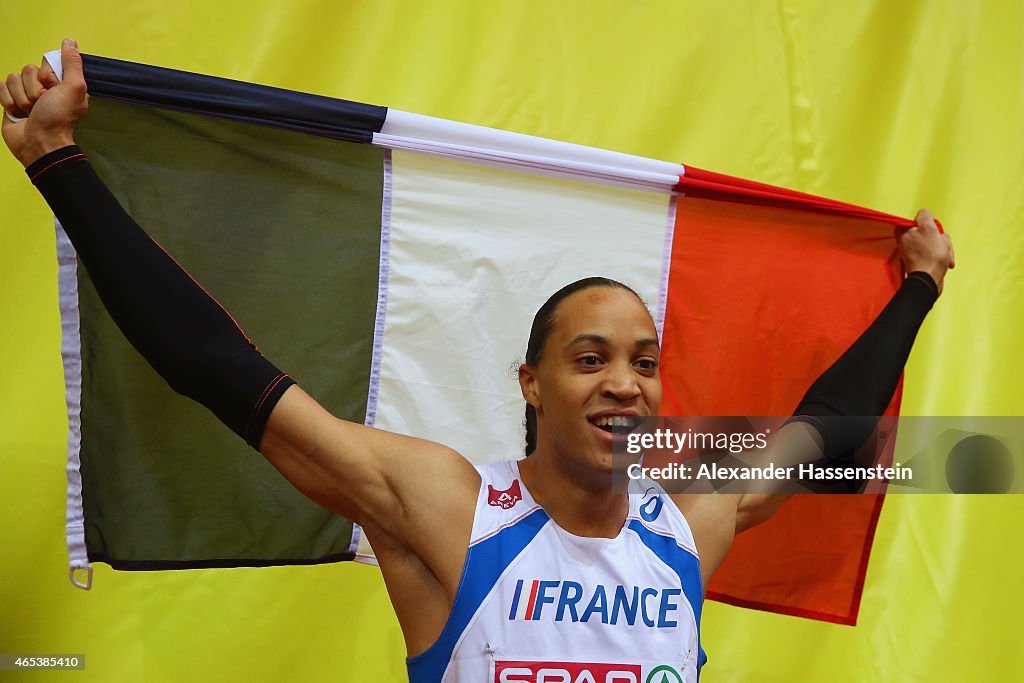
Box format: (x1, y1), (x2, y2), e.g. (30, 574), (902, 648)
(628, 519), (708, 678)
(407, 508), (550, 682)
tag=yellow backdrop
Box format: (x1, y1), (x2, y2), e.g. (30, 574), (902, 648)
(1, 1), (1021, 681)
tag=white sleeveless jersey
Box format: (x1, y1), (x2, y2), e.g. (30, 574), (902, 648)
(407, 460), (707, 683)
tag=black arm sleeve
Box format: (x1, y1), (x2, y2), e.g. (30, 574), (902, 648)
(788, 271), (939, 459)
(28, 145), (295, 449)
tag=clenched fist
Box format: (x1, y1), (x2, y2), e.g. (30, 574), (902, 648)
(898, 209), (955, 295)
(1, 39), (89, 167)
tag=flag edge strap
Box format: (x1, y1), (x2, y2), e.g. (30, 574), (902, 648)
(57, 218), (91, 587)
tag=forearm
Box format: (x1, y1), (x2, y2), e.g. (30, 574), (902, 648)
(30, 145), (294, 448)
(789, 272), (938, 458)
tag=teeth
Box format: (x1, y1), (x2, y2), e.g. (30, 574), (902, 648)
(592, 415), (637, 428)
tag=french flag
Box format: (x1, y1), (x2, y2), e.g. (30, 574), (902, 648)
(508, 579), (541, 621)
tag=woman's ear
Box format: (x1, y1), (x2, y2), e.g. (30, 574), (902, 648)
(518, 363), (541, 410)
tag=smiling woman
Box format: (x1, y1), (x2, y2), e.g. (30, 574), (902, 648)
(517, 283), (663, 496)
(520, 276), (655, 456)
(2, 34), (955, 683)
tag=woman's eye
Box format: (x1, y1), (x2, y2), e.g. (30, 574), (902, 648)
(635, 358), (659, 371)
(579, 355), (602, 367)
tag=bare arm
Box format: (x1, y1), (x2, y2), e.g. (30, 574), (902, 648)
(259, 385), (479, 532)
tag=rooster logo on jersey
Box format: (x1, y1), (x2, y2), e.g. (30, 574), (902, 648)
(488, 480), (523, 509)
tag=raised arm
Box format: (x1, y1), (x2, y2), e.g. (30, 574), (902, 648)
(2, 41), (479, 547)
(734, 209), (955, 532)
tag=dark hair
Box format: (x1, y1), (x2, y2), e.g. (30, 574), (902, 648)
(522, 277), (645, 455)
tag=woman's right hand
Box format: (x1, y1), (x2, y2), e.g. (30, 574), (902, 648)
(1, 38), (89, 168)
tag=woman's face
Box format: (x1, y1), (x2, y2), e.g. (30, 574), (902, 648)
(520, 286), (662, 483)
